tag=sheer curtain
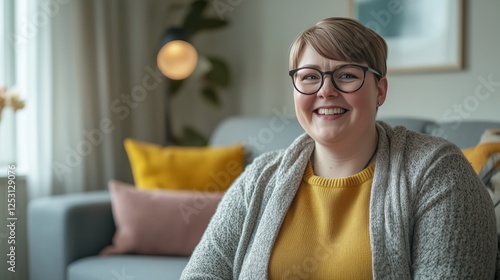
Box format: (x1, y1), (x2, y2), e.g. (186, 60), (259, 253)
(0, 0), (16, 166)
(21, 0), (169, 198)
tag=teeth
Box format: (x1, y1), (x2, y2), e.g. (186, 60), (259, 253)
(317, 108), (346, 115)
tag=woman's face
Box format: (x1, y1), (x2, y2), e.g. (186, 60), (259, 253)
(293, 45), (387, 146)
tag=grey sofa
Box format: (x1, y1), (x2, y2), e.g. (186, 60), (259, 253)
(28, 116), (500, 280)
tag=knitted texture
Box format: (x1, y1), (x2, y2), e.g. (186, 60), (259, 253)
(181, 122), (497, 279)
(268, 163), (374, 279)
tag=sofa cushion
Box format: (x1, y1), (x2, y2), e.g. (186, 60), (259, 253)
(209, 116), (305, 163)
(124, 138), (244, 191)
(67, 255), (189, 280)
(461, 130), (500, 235)
(377, 117), (435, 133)
(100, 180), (223, 256)
(462, 142), (500, 174)
(426, 121), (500, 149)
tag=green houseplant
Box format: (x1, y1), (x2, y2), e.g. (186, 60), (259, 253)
(164, 0), (231, 146)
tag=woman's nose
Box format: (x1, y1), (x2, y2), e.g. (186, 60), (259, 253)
(316, 75), (340, 98)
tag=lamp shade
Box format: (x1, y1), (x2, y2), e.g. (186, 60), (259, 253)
(157, 28), (198, 80)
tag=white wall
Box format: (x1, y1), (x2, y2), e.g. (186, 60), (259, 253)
(216, 0), (500, 122)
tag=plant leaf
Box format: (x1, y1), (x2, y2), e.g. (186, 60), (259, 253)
(181, 126), (208, 146)
(198, 18), (229, 30)
(204, 56), (230, 87)
(165, 3), (186, 14)
(170, 134), (182, 146)
(201, 86), (220, 107)
(182, 0), (208, 37)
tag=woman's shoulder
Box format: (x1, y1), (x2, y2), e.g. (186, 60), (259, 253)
(376, 121), (486, 200)
(376, 121), (471, 184)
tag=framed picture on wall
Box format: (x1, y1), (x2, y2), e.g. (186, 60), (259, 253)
(350, 0), (464, 73)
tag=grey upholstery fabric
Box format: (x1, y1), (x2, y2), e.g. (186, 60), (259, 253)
(28, 191), (114, 280)
(68, 255), (189, 280)
(426, 121), (500, 148)
(377, 117), (435, 133)
(209, 116), (305, 163)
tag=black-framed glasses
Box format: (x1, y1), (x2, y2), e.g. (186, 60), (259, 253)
(289, 64), (381, 95)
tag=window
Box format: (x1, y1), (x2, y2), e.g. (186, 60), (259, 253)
(0, 0), (18, 167)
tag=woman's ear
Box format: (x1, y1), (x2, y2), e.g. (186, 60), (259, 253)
(376, 76), (388, 106)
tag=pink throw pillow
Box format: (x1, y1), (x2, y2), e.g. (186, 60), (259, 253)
(100, 180), (224, 256)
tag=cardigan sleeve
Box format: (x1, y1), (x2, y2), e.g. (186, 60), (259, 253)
(180, 170), (249, 279)
(179, 152), (276, 279)
(411, 146), (497, 279)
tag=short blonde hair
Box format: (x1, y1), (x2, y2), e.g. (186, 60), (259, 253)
(289, 17), (388, 78)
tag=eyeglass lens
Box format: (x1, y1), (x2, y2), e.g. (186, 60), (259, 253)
(292, 65), (367, 94)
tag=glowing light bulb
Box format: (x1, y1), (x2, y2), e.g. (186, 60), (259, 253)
(157, 40), (198, 80)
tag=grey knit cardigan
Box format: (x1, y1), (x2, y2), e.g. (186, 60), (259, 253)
(181, 121), (498, 279)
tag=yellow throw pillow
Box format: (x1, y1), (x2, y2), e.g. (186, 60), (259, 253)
(124, 138), (245, 191)
(462, 142), (500, 174)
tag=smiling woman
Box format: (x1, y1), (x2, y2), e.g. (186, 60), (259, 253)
(180, 17), (497, 279)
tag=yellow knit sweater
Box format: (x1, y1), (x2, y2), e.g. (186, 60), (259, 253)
(269, 162), (374, 279)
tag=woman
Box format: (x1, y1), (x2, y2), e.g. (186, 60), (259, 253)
(181, 17), (497, 279)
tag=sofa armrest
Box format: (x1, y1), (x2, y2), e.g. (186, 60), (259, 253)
(28, 191), (115, 280)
